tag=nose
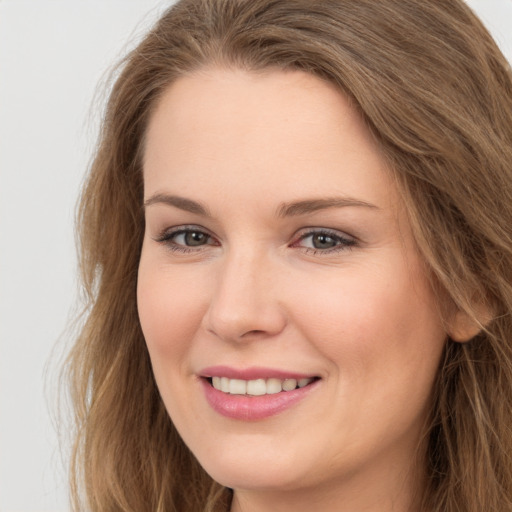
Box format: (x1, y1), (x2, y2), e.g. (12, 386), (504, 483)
(202, 249), (287, 343)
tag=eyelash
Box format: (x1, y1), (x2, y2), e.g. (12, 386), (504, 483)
(293, 228), (357, 254)
(154, 225), (357, 255)
(154, 225), (218, 254)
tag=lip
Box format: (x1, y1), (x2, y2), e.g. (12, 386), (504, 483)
(199, 366), (320, 421)
(200, 365), (317, 380)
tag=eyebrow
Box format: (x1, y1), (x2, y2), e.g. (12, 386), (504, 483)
(143, 193), (379, 217)
(143, 193), (211, 217)
(277, 197), (379, 217)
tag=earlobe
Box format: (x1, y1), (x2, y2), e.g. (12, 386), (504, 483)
(448, 311), (482, 342)
(447, 305), (493, 343)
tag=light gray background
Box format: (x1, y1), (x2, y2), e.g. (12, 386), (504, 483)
(0, 1), (510, 511)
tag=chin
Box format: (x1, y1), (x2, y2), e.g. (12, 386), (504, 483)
(209, 468), (302, 493)
(197, 447), (309, 492)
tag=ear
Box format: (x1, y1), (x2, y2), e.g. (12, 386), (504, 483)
(447, 303), (493, 343)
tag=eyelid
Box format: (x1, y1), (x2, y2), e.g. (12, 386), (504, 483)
(152, 224), (357, 255)
(293, 226), (356, 241)
(291, 227), (357, 252)
(153, 224), (219, 251)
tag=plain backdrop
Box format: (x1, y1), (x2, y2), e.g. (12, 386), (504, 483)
(0, 1), (510, 511)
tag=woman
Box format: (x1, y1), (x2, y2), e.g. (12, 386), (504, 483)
(67, 0), (512, 510)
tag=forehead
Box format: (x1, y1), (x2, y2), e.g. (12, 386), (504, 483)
(143, 67), (396, 212)
(145, 67), (373, 157)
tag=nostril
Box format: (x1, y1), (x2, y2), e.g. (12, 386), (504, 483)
(241, 329), (266, 338)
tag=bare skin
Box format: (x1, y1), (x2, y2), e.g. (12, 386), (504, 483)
(138, 67), (465, 512)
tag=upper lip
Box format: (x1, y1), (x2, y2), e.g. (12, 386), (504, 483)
(199, 365), (318, 380)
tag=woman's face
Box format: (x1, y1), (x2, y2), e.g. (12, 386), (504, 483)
(138, 68), (448, 507)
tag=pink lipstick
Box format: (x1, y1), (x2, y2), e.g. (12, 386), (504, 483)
(199, 366), (320, 421)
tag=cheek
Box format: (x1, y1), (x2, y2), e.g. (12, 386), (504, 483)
(137, 258), (208, 361)
(291, 263), (446, 454)
(292, 259), (446, 385)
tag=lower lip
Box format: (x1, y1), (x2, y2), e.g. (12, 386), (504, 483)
(200, 378), (319, 421)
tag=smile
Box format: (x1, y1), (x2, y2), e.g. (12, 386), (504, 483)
(209, 376), (315, 395)
(199, 368), (321, 420)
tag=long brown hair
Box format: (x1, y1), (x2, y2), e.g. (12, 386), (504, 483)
(67, 1), (512, 510)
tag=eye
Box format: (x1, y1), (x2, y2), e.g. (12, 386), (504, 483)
(154, 225), (218, 252)
(174, 230), (210, 246)
(292, 228), (356, 254)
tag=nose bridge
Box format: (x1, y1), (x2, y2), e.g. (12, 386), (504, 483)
(203, 244), (285, 341)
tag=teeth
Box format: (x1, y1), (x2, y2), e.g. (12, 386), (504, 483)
(266, 378), (282, 394)
(298, 378), (311, 388)
(229, 379), (247, 395)
(210, 376), (315, 395)
(247, 379), (266, 396)
(282, 378), (297, 391)
(220, 377), (230, 393)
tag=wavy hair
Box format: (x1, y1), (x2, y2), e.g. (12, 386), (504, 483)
(66, 1), (512, 510)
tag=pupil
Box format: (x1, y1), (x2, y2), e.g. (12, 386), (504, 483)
(185, 231), (207, 246)
(313, 233), (336, 249)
